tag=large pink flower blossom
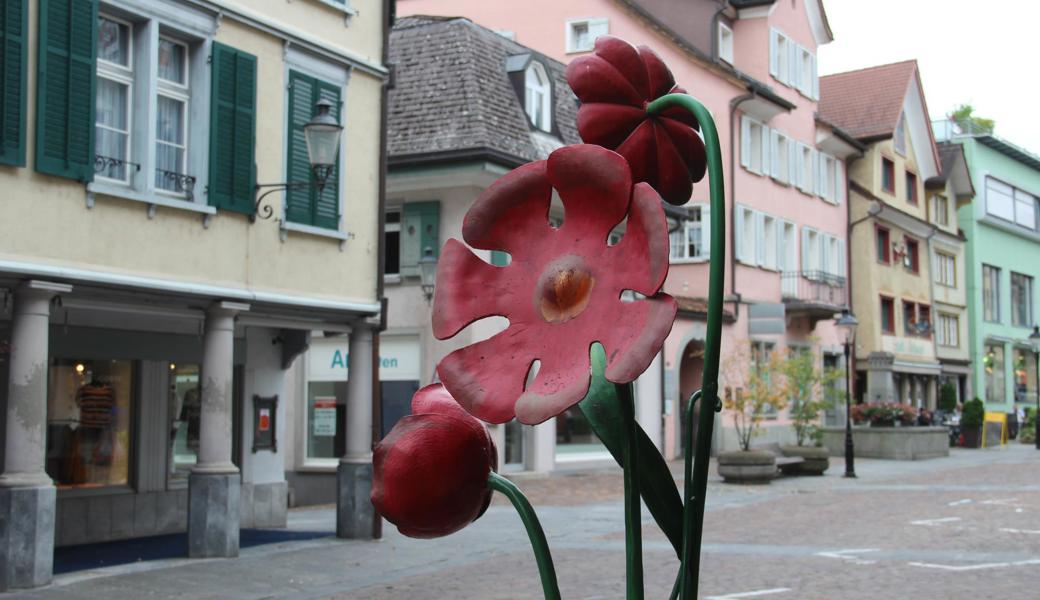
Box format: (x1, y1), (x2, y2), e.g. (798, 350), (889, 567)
(432, 144), (677, 425)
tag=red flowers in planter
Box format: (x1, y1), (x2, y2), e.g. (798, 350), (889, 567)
(566, 36), (707, 206)
(432, 144), (677, 425)
(371, 383), (497, 539)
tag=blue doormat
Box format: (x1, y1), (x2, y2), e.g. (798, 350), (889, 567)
(54, 529), (332, 574)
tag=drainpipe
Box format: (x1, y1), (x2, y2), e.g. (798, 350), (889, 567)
(728, 92), (756, 319)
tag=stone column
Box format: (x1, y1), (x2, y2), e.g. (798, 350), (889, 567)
(337, 322), (375, 539)
(189, 301), (248, 558)
(0, 280), (70, 592)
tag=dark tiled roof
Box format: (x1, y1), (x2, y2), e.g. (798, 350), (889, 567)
(818, 60), (918, 140)
(388, 16), (580, 166)
(675, 295), (736, 322)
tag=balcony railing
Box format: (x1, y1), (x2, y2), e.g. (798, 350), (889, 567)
(781, 270), (847, 309)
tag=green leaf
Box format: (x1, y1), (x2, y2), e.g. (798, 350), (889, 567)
(578, 344), (684, 558)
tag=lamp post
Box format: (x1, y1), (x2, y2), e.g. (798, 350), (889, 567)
(419, 247), (438, 304)
(253, 99), (344, 221)
(1030, 325), (1040, 450)
(835, 308), (859, 478)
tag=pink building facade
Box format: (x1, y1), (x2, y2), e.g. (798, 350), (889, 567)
(400, 0), (860, 458)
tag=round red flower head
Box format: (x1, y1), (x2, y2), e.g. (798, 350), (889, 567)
(371, 383), (497, 539)
(565, 35), (707, 206)
(432, 144), (678, 425)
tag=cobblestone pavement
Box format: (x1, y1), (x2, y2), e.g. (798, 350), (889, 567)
(12, 444), (1040, 599)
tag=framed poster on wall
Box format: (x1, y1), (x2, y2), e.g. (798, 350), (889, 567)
(252, 395), (278, 453)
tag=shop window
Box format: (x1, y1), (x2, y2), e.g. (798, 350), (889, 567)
(168, 363), (200, 480)
(984, 343), (1005, 404)
(1014, 348), (1037, 405)
(46, 359), (133, 489)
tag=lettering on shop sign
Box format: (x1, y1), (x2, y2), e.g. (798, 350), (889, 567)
(329, 350), (400, 371)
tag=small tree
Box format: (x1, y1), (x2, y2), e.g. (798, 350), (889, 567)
(938, 383), (958, 413)
(780, 346), (841, 446)
(721, 342), (788, 451)
(962, 397), (985, 429)
(950, 103), (995, 135)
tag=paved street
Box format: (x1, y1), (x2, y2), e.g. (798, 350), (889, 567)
(10, 444), (1039, 599)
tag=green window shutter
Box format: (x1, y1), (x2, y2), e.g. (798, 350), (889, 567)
(400, 201), (440, 276)
(0, 0), (28, 166)
(35, 0), (96, 180)
(208, 42), (257, 214)
(285, 70), (341, 229)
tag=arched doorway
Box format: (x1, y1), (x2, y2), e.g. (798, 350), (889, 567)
(677, 340), (705, 454)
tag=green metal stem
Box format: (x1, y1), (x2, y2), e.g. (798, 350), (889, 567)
(646, 93), (726, 600)
(488, 472), (562, 600)
(617, 382), (644, 599)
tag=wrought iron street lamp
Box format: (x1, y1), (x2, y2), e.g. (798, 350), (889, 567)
(835, 308), (859, 478)
(1030, 324), (1040, 450)
(253, 99), (343, 221)
(419, 247), (438, 304)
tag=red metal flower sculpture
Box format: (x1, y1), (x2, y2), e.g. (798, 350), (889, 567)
(371, 383), (497, 539)
(565, 36), (707, 206)
(432, 144), (677, 425)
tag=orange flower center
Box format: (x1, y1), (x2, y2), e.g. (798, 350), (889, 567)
(536, 256), (595, 324)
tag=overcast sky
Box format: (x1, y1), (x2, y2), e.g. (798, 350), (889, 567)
(818, 0), (1040, 154)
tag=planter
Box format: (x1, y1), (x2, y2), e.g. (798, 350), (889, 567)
(780, 445), (830, 475)
(870, 419), (896, 428)
(961, 425), (982, 448)
(717, 450), (775, 484)
(819, 426), (950, 460)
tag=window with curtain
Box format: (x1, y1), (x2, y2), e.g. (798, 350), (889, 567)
(95, 15), (133, 182)
(155, 38), (191, 195)
(983, 264), (1001, 322)
(1011, 272), (1033, 327)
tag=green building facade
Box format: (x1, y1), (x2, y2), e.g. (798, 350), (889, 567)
(935, 121), (1040, 416)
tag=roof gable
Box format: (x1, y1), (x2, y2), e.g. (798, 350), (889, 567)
(388, 16), (580, 166)
(819, 60), (940, 178)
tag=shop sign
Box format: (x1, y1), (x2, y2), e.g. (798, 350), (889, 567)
(313, 397), (337, 437)
(308, 336), (421, 382)
(883, 336), (934, 357)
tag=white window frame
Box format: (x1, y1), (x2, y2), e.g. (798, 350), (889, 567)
(761, 214), (778, 270)
(770, 28), (791, 85)
(524, 61), (552, 132)
(155, 36), (191, 198)
(735, 205), (756, 265)
(931, 194), (949, 226)
(740, 116), (769, 175)
(937, 313), (959, 347)
(718, 22), (734, 64)
(1014, 188), (1038, 230)
(95, 14), (135, 186)
(770, 130), (793, 185)
(797, 45), (815, 98)
(88, 6), (218, 214)
(669, 205), (709, 263)
(934, 252), (956, 287)
(986, 177), (1016, 222)
(565, 18), (608, 54)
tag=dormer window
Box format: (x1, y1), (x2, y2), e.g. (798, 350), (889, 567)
(525, 62), (552, 132)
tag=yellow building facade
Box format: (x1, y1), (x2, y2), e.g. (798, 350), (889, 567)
(0, 0), (389, 590)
